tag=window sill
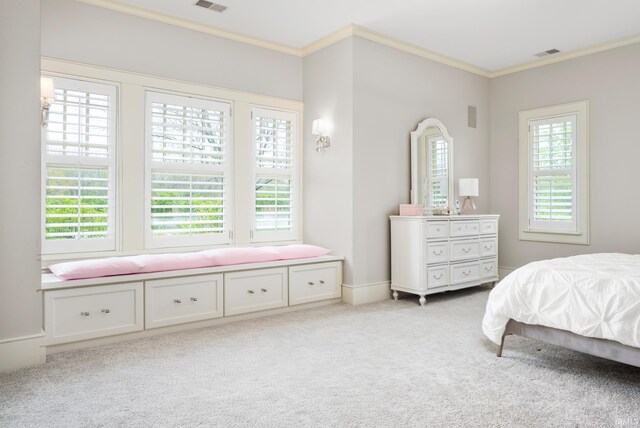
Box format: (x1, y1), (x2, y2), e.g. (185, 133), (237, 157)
(518, 229), (589, 245)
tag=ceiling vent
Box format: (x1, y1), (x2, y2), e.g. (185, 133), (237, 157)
(535, 49), (560, 57)
(195, 0), (228, 13)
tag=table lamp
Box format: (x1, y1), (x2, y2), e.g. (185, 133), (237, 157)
(459, 178), (479, 214)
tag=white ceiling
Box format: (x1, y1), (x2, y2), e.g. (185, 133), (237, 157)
(107, 0), (640, 71)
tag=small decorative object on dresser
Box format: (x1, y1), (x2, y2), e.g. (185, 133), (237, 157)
(390, 215), (499, 306)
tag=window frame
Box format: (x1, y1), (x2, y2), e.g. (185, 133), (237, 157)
(144, 90), (233, 249)
(41, 75), (118, 255)
(518, 100), (589, 245)
(250, 107), (299, 243)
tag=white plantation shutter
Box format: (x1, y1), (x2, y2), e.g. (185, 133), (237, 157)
(42, 77), (117, 254)
(428, 135), (448, 207)
(146, 92), (231, 247)
(528, 115), (577, 232)
(252, 108), (297, 242)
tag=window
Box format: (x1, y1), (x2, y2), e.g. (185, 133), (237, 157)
(251, 108), (298, 242)
(519, 100), (589, 244)
(42, 77), (117, 254)
(145, 92), (232, 248)
(428, 134), (448, 208)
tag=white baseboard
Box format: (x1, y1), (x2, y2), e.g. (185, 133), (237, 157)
(0, 332), (46, 372)
(342, 281), (391, 305)
(498, 266), (516, 280)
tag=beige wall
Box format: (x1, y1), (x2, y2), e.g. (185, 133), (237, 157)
(490, 43), (640, 270)
(41, 0), (303, 100)
(0, 0), (43, 341)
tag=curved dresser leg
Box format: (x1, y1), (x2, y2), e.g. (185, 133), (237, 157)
(418, 295), (426, 307)
(392, 291), (399, 301)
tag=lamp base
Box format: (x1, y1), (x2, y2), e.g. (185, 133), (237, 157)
(461, 197), (477, 215)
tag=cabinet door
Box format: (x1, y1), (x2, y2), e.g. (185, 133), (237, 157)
(145, 274), (223, 329)
(289, 262), (342, 306)
(45, 282), (143, 345)
(225, 268), (288, 316)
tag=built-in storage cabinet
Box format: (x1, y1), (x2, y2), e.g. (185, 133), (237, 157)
(44, 282), (144, 345)
(390, 215), (499, 306)
(145, 274), (223, 329)
(43, 258), (342, 347)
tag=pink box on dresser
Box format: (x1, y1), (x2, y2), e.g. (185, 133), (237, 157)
(399, 204), (423, 216)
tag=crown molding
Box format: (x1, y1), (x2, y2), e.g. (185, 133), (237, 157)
(75, 0), (302, 56)
(489, 33), (640, 78)
(73, 0), (640, 79)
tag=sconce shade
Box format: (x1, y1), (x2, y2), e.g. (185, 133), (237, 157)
(459, 178), (479, 197)
(41, 77), (54, 100)
(312, 119), (330, 135)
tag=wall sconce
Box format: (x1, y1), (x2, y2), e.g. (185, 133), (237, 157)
(312, 119), (331, 152)
(40, 77), (55, 128)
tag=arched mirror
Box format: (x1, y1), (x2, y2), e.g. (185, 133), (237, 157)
(410, 118), (454, 213)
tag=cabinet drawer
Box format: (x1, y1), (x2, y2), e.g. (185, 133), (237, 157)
(451, 262), (480, 285)
(425, 221), (448, 239)
(225, 268), (288, 316)
(450, 239), (480, 261)
(480, 219), (498, 235)
(481, 259), (498, 278)
(289, 262), (342, 306)
(426, 265), (449, 289)
(44, 282), (143, 345)
(426, 242), (449, 264)
(480, 238), (497, 257)
(145, 274), (223, 329)
(450, 221), (480, 237)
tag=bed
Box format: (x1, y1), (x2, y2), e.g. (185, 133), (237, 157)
(483, 253), (640, 367)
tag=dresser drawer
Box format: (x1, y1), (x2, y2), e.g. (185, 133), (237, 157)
(450, 239), (480, 261)
(145, 274), (223, 329)
(480, 238), (497, 257)
(450, 221), (480, 237)
(225, 268), (288, 316)
(426, 265), (449, 289)
(425, 221), (448, 239)
(426, 241), (449, 264)
(289, 262), (342, 306)
(451, 262), (480, 285)
(44, 282), (143, 345)
(481, 259), (498, 279)
(480, 219), (498, 235)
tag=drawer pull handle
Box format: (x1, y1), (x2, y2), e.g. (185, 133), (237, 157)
(485, 266), (494, 271)
(174, 299), (182, 304)
(308, 281), (315, 286)
(462, 248), (471, 253)
(484, 245), (493, 250)
(319, 280), (325, 284)
(190, 297), (198, 302)
(261, 288), (268, 293)
(433, 249), (443, 256)
(247, 290), (255, 294)
(101, 309), (110, 314)
(433, 273), (443, 280)
(463, 270), (471, 276)
(80, 312), (90, 317)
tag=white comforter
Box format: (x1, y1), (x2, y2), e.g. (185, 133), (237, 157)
(482, 253), (640, 349)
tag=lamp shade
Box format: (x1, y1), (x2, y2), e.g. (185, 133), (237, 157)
(312, 119), (330, 135)
(41, 77), (54, 99)
(459, 178), (479, 197)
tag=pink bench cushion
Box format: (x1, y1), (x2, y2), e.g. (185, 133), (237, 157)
(49, 245), (331, 281)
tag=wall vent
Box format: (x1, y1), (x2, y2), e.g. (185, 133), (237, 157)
(534, 49), (560, 57)
(195, 0), (228, 13)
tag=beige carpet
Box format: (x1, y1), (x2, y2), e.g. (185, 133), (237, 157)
(1, 286), (639, 427)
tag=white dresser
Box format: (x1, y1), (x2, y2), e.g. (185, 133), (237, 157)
(390, 215), (499, 306)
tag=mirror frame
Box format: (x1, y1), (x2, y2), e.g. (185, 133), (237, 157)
(410, 117), (455, 209)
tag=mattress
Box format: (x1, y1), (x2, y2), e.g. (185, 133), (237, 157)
(482, 253), (640, 349)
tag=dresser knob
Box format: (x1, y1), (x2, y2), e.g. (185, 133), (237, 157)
(436, 227), (441, 232)
(261, 288), (267, 293)
(190, 297), (198, 302)
(247, 290), (255, 294)
(319, 280), (325, 284)
(101, 309), (110, 314)
(80, 311), (90, 317)
(308, 281), (315, 286)
(174, 299), (182, 304)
